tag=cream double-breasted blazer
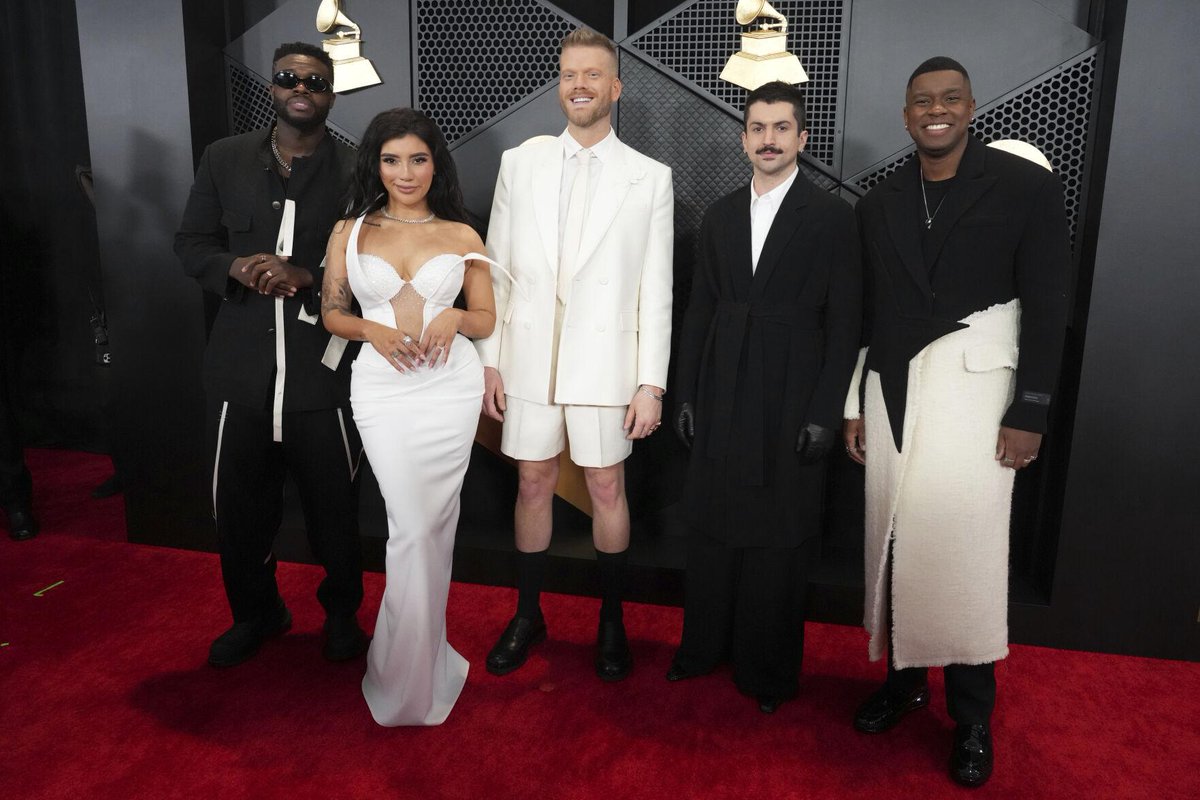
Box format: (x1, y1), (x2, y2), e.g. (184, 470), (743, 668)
(475, 133), (674, 406)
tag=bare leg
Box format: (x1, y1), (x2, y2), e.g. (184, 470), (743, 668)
(515, 457), (558, 552)
(584, 462), (629, 553)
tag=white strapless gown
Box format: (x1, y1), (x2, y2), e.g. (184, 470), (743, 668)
(346, 215), (485, 726)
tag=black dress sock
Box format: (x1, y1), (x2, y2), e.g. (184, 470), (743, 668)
(596, 548), (628, 624)
(515, 549), (548, 620)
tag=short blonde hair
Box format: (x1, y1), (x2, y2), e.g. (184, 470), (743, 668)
(561, 28), (618, 71)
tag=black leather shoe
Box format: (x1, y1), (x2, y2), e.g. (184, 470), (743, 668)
(757, 695), (784, 714)
(486, 615), (546, 676)
(207, 601), (292, 667)
(6, 506), (38, 541)
(949, 724), (993, 788)
(322, 615), (369, 662)
(595, 619), (632, 682)
(853, 683), (930, 733)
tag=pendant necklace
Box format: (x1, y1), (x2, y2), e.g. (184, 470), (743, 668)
(920, 169), (946, 230)
(380, 209), (436, 224)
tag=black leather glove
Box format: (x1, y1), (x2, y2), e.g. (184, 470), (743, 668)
(795, 422), (834, 463)
(674, 402), (695, 449)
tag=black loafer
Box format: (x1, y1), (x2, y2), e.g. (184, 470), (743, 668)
(486, 615), (546, 676)
(595, 620), (632, 682)
(853, 683), (930, 733)
(758, 695), (784, 714)
(322, 615), (369, 661)
(949, 724), (993, 788)
(208, 600), (292, 667)
(6, 506), (38, 541)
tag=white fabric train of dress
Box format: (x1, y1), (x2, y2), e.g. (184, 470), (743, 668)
(345, 214), (502, 726)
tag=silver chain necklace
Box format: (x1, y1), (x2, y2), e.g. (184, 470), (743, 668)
(270, 127), (291, 174)
(379, 209), (436, 224)
(919, 169), (947, 230)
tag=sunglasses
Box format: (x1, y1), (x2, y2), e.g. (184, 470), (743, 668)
(272, 70), (332, 93)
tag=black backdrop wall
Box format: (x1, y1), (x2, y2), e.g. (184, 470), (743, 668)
(54, 0), (1198, 661)
(0, 1), (107, 451)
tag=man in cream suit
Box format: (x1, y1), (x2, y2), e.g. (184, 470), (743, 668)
(477, 28), (674, 682)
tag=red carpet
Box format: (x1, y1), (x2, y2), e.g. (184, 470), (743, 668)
(2, 448), (1198, 799)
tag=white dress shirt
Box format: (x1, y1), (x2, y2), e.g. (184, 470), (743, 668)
(749, 165), (800, 273)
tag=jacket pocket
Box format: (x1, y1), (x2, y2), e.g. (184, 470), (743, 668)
(963, 342), (1018, 372)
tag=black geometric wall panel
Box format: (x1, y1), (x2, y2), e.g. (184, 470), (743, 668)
(851, 49), (1099, 247)
(226, 60), (359, 148)
(415, 0), (575, 143)
(630, 0), (845, 169)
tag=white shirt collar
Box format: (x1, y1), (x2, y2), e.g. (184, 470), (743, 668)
(562, 127), (617, 163)
(750, 165), (800, 208)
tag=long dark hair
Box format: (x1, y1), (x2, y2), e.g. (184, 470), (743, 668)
(344, 108), (468, 224)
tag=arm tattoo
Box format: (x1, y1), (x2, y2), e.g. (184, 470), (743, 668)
(321, 276), (354, 318)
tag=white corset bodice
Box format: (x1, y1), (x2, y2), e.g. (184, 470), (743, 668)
(345, 215), (479, 335)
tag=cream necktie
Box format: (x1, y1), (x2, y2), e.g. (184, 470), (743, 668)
(557, 148), (592, 303)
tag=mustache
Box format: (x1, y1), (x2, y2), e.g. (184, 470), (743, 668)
(756, 146), (783, 155)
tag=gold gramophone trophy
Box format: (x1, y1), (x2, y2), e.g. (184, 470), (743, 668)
(315, 0), (382, 92)
(720, 0), (809, 89)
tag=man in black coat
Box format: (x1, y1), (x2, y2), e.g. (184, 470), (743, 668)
(671, 81), (862, 713)
(174, 42), (365, 668)
(843, 57), (1071, 788)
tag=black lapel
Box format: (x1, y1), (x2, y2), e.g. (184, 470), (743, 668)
(923, 135), (996, 267)
(750, 172), (812, 301)
(881, 158), (932, 300)
(726, 186), (754, 299)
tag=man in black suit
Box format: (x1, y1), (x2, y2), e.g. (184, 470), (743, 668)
(843, 57), (1070, 788)
(175, 42), (366, 668)
(672, 81), (861, 713)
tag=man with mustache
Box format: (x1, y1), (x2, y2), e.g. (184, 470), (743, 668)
(671, 81), (861, 713)
(843, 57), (1070, 787)
(478, 28), (673, 682)
(175, 42), (366, 668)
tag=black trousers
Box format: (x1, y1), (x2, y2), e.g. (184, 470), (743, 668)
(208, 399), (363, 623)
(883, 541), (996, 726)
(0, 363), (31, 509)
(673, 533), (818, 698)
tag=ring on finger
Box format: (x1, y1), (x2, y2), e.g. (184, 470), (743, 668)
(402, 335), (414, 346)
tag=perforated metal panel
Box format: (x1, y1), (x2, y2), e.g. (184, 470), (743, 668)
(630, 0), (845, 169)
(227, 61), (358, 148)
(415, 0), (575, 143)
(851, 51), (1099, 246)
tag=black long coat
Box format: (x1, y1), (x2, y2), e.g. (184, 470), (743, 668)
(676, 174), (861, 547)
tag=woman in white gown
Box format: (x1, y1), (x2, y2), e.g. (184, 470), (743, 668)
(321, 108), (499, 726)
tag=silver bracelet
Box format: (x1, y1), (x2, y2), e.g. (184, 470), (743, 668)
(639, 386), (664, 402)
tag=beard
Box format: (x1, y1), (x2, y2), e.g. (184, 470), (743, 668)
(272, 94), (330, 134)
(562, 94), (613, 130)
